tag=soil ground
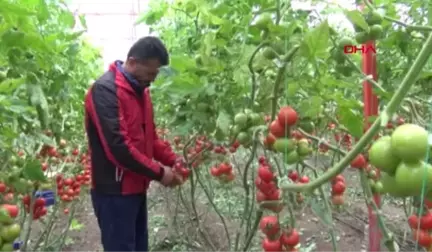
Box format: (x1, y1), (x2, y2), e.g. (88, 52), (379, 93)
(58, 164), (416, 252)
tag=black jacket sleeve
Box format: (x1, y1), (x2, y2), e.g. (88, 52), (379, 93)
(86, 83), (164, 181)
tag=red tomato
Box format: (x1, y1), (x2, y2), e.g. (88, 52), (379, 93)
(288, 170), (299, 182)
(269, 120), (287, 138)
(63, 178), (73, 186)
(262, 237), (282, 252)
(258, 166), (274, 182)
(298, 176), (309, 184)
(1, 204), (19, 218)
(255, 178), (277, 194)
(0, 183), (6, 193)
(256, 190), (267, 202)
(218, 163), (232, 174)
(259, 215), (280, 237)
(350, 154), (366, 169)
(3, 193), (13, 202)
(291, 130), (303, 140)
(280, 229), (300, 247)
(210, 167), (221, 177)
(258, 156), (267, 165)
(277, 106), (298, 127)
(408, 214), (419, 229)
(331, 181), (346, 195)
(266, 189), (280, 200)
(420, 212), (432, 230)
(332, 175), (346, 184)
(34, 198), (46, 207)
(413, 229), (432, 247)
(264, 134), (277, 147)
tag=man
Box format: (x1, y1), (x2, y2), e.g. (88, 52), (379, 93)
(84, 36), (183, 252)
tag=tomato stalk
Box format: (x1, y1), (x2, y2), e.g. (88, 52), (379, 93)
(270, 46), (300, 121)
(50, 201), (78, 251)
(31, 203), (60, 250)
(20, 188), (38, 252)
(234, 126), (265, 251)
(248, 42), (270, 107)
(181, 136), (218, 250)
(359, 170), (397, 251)
(279, 32), (432, 193)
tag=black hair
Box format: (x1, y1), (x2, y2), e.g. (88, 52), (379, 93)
(127, 36), (169, 66)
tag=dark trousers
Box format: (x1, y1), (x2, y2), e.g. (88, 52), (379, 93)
(91, 190), (149, 251)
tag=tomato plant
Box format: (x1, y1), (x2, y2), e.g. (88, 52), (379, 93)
(0, 0), (101, 251)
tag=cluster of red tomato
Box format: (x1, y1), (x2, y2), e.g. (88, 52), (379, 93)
(330, 175), (346, 206)
(333, 132), (352, 148)
(408, 211), (432, 248)
(264, 106), (298, 148)
(255, 157), (283, 212)
(287, 170), (309, 204)
(22, 196), (47, 220)
(209, 162), (235, 183)
(259, 215), (300, 252)
(173, 160), (191, 180)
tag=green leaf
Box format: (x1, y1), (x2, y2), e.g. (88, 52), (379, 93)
(79, 14), (87, 29)
(170, 55), (196, 72)
(70, 219), (84, 230)
(0, 78), (25, 93)
(23, 159), (47, 182)
(0, 0), (34, 15)
(300, 20), (330, 58)
(344, 10), (369, 31)
(36, 0), (50, 23)
(134, 3), (168, 25)
(298, 96), (323, 118)
(36, 133), (55, 146)
(10, 179), (28, 194)
(338, 108), (363, 138)
(216, 110), (231, 136)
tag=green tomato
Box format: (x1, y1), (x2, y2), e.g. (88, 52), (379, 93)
(394, 161), (432, 196)
(234, 113), (248, 129)
(368, 135), (400, 175)
(273, 138), (296, 153)
(248, 113), (262, 126)
(338, 37), (355, 48)
(284, 151), (299, 164)
(369, 24), (383, 40)
(380, 172), (410, 197)
(373, 181), (384, 194)
(390, 123), (428, 162)
(365, 10), (383, 26)
(0, 224), (21, 242)
(237, 132), (250, 145)
(254, 13), (273, 30)
(263, 47), (278, 60)
(355, 31), (371, 44)
(0, 243), (13, 252)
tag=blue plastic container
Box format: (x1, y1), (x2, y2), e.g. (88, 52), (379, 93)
(13, 240), (22, 250)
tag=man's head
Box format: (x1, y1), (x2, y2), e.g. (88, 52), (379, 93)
(124, 36), (169, 85)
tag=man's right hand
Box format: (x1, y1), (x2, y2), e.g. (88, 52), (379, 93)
(159, 166), (183, 187)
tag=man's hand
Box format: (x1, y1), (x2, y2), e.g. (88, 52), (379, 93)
(159, 166), (183, 187)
